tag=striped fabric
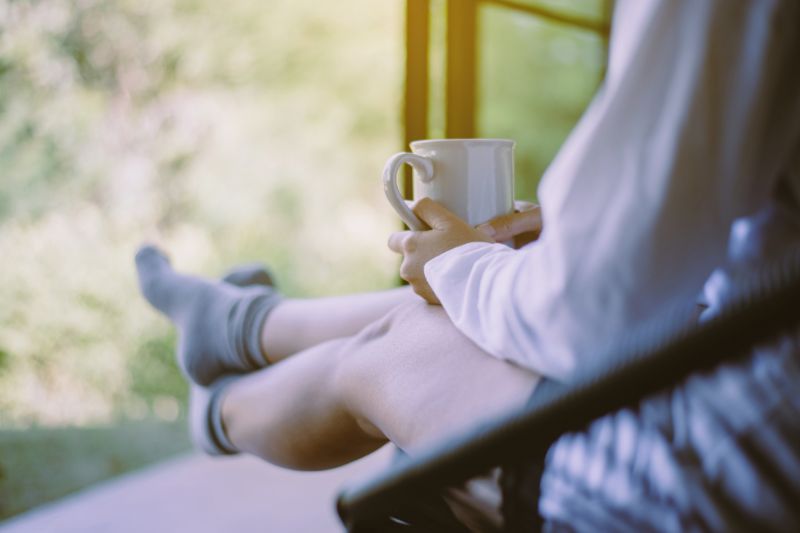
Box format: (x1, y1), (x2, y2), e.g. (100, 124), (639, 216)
(539, 328), (800, 532)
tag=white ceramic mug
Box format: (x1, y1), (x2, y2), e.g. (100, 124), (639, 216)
(382, 138), (515, 230)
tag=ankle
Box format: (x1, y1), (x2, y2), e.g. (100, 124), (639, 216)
(258, 298), (296, 364)
(189, 377), (239, 456)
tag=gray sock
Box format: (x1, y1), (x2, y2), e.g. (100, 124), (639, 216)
(222, 263), (275, 288)
(190, 263), (277, 456)
(135, 245), (281, 386)
(190, 377), (239, 456)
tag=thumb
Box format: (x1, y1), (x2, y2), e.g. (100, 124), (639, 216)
(476, 208), (542, 242)
(412, 198), (460, 229)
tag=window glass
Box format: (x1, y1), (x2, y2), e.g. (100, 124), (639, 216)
(479, 1), (607, 201)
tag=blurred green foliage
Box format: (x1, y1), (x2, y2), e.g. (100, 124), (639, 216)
(0, 421), (191, 519)
(0, 0), (604, 519)
(0, 0), (404, 517)
(480, 3), (606, 200)
(0, 0), (404, 430)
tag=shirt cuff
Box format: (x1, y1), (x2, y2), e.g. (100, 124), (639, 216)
(424, 241), (510, 300)
(426, 240), (489, 278)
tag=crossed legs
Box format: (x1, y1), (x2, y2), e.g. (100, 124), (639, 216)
(135, 246), (539, 470)
(225, 300), (540, 469)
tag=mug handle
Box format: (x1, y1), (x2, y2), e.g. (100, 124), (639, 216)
(382, 152), (434, 231)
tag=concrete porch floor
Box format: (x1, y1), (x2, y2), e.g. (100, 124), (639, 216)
(0, 446), (393, 533)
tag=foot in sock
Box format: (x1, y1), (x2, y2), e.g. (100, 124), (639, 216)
(189, 262), (277, 455)
(135, 245), (281, 386)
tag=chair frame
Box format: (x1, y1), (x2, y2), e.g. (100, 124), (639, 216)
(337, 248), (800, 531)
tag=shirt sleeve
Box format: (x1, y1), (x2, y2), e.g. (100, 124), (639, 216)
(425, 0), (800, 381)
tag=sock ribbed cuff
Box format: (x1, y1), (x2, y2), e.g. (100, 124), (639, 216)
(206, 375), (240, 455)
(228, 290), (282, 370)
(244, 292), (281, 367)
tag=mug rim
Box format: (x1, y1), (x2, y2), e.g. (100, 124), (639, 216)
(410, 138), (515, 149)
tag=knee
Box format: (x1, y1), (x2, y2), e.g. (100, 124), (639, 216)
(331, 303), (441, 448)
(331, 299), (454, 404)
(331, 316), (395, 441)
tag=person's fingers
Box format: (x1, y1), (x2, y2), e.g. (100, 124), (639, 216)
(412, 198), (460, 230)
(398, 260), (416, 283)
(405, 278), (440, 305)
(513, 200), (537, 213)
(414, 284), (440, 305)
(387, 231), (413, 253)
(477, 207), (542, 242)
(475, 223), (496, 239)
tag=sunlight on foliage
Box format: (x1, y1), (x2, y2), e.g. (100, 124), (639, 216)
(0, 0), (403, 426)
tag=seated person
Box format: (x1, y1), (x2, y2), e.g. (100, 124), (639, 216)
(135, 0), (800, 528)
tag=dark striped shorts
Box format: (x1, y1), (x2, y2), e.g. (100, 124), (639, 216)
(517, 327), (800, 532)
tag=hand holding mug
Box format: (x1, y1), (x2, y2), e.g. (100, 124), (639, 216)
(383, 138), (521, 303)
(387, 200), (542, 303)
(387, 198), (493, 304)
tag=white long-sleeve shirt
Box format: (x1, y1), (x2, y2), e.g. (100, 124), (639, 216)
(424, 0), (800, 381)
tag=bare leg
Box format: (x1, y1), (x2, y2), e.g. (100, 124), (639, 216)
(262, 286), (416, 363)
(222, 300), (539, 470)
(136, 245), (514, 460)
